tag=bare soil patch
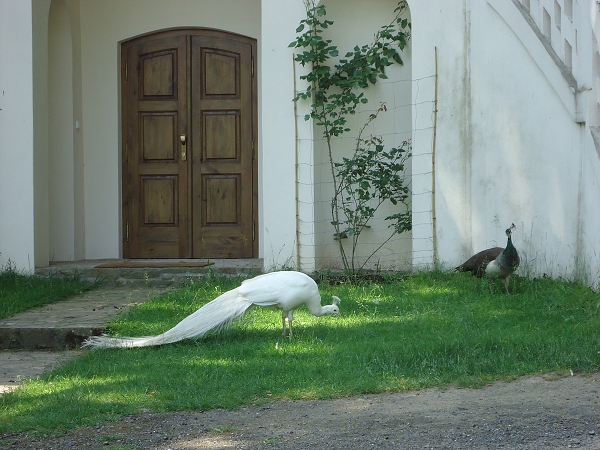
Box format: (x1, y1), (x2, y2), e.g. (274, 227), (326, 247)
(3, 372), (599, 449)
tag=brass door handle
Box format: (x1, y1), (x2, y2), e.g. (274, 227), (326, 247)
(180, 134), (187, 161)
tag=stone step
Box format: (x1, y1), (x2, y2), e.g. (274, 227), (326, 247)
(0, 287), (166, 350)
(3, 259), (264, 350)
(35, 259), (264, 287)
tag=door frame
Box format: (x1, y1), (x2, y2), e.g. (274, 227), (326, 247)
(120, 28), (258, 259)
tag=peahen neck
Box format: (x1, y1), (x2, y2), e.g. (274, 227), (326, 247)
(506, 236), (514, 251)
(500, 236), (519, 270)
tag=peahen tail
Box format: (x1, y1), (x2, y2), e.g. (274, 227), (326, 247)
(82, 288), (252, 348)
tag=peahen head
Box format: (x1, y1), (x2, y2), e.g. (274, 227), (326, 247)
(505, 223), (516, 241)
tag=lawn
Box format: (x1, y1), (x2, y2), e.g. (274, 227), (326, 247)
(0, 263), (92, 320)
(1, 271), (599, 436)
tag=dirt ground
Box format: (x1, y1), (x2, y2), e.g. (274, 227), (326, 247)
(2, 371), (599, 449)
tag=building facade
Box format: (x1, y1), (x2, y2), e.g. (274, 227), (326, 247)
(0, 0), (599, 285)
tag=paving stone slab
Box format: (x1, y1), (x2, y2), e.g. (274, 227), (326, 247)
(0, 350), (81, 394)
(0, 261), (264, 394)
(0, 287), (166, 350)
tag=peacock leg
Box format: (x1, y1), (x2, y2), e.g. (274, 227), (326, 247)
(287, 311), (294, 338)
(282, 311), (287, 337)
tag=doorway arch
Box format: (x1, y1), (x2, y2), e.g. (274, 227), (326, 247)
(121, 29), (258, 259)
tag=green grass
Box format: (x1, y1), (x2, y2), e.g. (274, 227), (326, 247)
(1, 271), (599, 436)
(0, 263), (92, 319)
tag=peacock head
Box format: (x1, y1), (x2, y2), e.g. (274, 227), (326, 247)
(327, 295), (341, 316)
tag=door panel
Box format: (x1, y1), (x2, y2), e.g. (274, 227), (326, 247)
(204, 111), (238, 159)
(122, 30), (256, 259)
(141, 114), (176, 160)
(191, 35), (254, 258)
(123, 34), (189, 258)
(142, 176), (176, 224)
(204, 175), (239, 223)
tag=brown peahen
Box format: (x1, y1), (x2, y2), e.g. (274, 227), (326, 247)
(456, 223), (520, 294)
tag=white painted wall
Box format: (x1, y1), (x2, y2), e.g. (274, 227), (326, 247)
(306, 0), (414, 271)
(429, 0), (600, 284)
(466, 0), (579, 271)
(32, 0), (53, 269)
(401, 0), (600, 286)
(68, 0), (86, 262)
(48, 0), (75, 261)
(0, 1), (36, 271)
(260, 0), (308, 270)
(409, 1), (469, 269)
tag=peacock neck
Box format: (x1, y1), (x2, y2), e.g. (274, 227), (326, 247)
(308, 305), (327, 316)
(307, 303), (334, 317)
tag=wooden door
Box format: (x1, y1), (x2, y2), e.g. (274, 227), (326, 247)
(191, 35), (255, 258)
(122, 30), (257, 259)
(122, 34), (190, 258)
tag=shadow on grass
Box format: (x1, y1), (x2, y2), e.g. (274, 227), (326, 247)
(1, 272), (599, 435)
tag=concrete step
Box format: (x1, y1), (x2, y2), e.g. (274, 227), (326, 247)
(0, 349), (82, 394)
(35, 259), (264, 287)
(1, 262), (266, 392)
(0, 287), (166, 350)
(2, 259), (264, 351)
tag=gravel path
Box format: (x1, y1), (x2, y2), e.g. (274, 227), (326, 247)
(3, 371), (599, 449)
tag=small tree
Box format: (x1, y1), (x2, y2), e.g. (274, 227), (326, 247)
(290, 1), (412, 274)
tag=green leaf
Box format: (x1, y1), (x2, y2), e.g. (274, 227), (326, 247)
(290, 0), (412, 274)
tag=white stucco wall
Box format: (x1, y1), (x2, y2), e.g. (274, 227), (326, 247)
(401, 0), (600, 285)
(409, 1), (469, 269)
(259, 0), (307, 270)
(32, 1), (53, 269)
(466, 0), (582, 275)
(429, 0), (600, 284)
(0, 1), (36, 271)
(305, 0), (414, 271)
(48, 0), (75, 261)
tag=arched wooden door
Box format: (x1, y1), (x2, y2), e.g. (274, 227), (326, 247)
(121, 29), (257, 259)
